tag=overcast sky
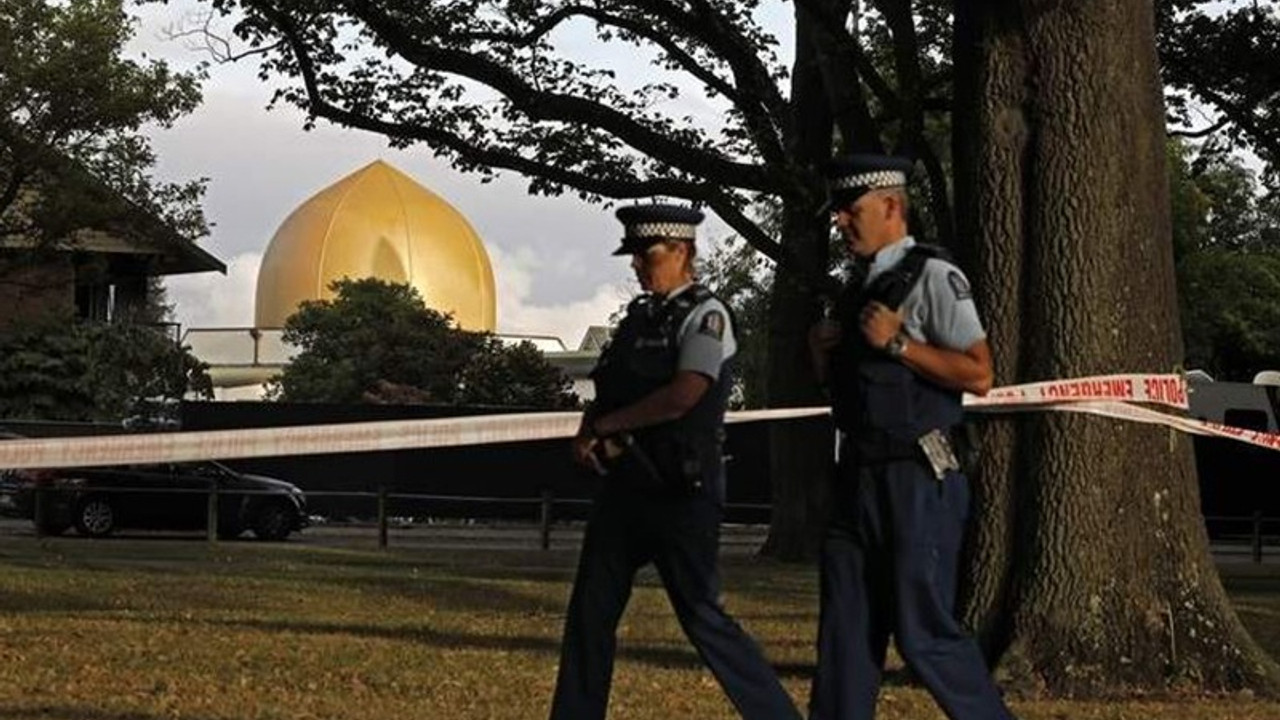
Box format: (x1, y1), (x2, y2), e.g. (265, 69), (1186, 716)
(132, 2), (794, 348)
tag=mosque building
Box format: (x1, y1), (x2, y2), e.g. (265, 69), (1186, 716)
(185, 160), (601, 400)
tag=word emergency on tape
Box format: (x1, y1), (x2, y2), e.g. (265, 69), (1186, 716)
(966, 373), (1189, 410)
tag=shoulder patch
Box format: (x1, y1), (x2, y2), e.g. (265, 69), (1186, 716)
(947, 270), (972, 300)
(697, 310), (726, 340)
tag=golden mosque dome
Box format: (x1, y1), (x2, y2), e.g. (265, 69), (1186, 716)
(254, 160), (496, 332)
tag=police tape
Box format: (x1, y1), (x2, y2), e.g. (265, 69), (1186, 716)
(965, 373), (1189, 410)
(1021, 400), (1280, 453)
(958, 372), (1280, 452)
(0, 373), (1264, 471)
(0, 407), (829, 470)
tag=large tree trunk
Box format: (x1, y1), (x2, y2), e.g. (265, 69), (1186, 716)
(758, 3), (835, 560)
(758, 216), (832, 561)
(954, 0), (1280, 694)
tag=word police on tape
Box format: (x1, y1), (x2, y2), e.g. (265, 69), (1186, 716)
(967, 373), (1189, 410)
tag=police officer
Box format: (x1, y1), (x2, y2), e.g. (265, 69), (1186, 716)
(549, 203), (801, 720)
(807, 155), (1016, 720)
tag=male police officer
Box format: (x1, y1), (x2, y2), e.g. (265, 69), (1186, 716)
(807, 155), (1016, 720)
(549, 204), (801, 720)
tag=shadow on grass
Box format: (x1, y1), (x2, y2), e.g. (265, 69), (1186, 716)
(206, 615), (819, 677)
(771, 661), (916, 686)
(0, 536), (816, 605)
(0, 706), (221, 720)
(316, 573), (570, 614)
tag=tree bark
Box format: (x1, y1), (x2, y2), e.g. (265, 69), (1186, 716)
(758, 218), (832, 561)
(954, 0), (1280, 695)
(758, 3), (836, 560)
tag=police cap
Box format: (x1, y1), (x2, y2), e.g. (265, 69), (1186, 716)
(821, 154), (913, 213)
(612, 203), (703, 256)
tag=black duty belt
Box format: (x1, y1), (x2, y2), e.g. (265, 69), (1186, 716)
(842, 426), (963, 467)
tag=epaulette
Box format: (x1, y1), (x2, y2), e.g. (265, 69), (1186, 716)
(869, 244), (949, 311)
(909, 243), (950, 262)
(628, 295), (654, 313)
(673, 284), (714, 312)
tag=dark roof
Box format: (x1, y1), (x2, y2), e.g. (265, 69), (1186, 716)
(1, 143), (225, 276)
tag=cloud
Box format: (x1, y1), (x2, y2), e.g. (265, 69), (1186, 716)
(488, 244), (632, 350)
(164, 251), (262, 331)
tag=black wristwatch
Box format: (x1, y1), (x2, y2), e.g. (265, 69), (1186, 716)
(883, 332), (909, 359)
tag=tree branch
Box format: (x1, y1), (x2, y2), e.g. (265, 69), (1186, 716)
(1167, 117), (1231, 139)
(794, 0), (885, 151)
(674, 0), (793, 164)
(873, 0), (923, 139)
(159, 11), (284, 64)
(444, 5), (739, 106)
(705, 193), (838, 297)
(1165, 54), (1280, 164)
(440, 5), (583, 46)
(603, 2), (794, 173)
(872, 0), (954, 246)
(269, 8), (763, 214)
(438, 1), (790, 169)
(793, 0), (902, 113)
(331, 0), (780, 193)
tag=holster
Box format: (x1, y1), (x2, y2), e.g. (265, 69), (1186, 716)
(597, 433), (706, 497)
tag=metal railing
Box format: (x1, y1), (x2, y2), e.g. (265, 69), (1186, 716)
(1204, 513), (1279, 563)
(23, 483), (1264, 559)
(21, 484), (770, 550)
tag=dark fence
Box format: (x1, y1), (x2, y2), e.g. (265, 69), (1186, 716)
(1203, 514), (1279, 564)
(18, 478), (1280, 559)
(178, 401), (822, 525)
(21, 483), (580, 549)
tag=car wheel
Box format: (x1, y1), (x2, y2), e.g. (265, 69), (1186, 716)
(251, 501), (294, 541)
(74, 496), (115, 537)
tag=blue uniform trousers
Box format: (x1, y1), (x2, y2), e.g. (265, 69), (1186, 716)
(549, 487), (801, 720)
(809, 458), (1015, 720)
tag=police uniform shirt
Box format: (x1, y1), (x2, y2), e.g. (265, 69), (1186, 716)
(665, 283), (737, 380)
(866, 236), (986, 351)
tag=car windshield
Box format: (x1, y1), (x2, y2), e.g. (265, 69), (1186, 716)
(206, 460), (234, 474)
(171, 461), (233, 477)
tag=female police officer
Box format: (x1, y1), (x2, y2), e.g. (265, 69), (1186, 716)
(548, 204), (800, 720)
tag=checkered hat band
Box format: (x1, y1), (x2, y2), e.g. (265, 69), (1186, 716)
(831, 170), (907, 191)
(625, 222), (697, 240)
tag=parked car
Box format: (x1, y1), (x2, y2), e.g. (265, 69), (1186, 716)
(0, 452), (309, 540)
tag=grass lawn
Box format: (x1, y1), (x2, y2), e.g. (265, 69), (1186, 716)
(0, 535), (1278, 719)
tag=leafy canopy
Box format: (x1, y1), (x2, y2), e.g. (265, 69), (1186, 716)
(271, 277), (578, 408)
(1159, 0), (1280, 194)
(0, 317), (212, 421)
(1170, 139), (1280, 379)
(0, 0), (207, 244)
